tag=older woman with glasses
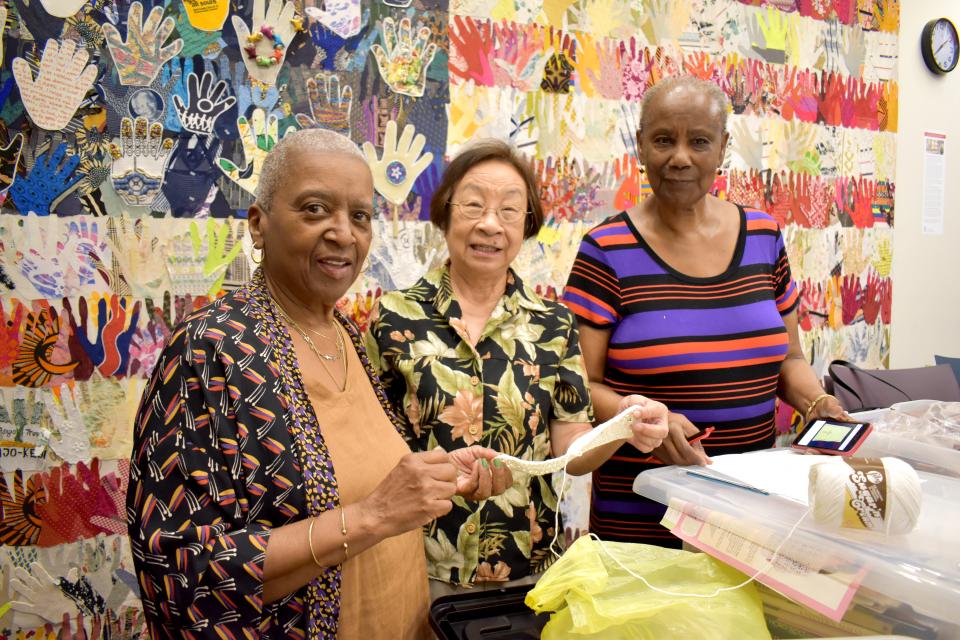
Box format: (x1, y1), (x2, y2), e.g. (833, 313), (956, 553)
(366, 140), (669, 597)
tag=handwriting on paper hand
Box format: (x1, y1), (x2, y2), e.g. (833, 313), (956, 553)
(13, 39), (99, 131)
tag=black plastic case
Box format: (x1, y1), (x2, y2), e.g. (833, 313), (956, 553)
(428, 585), (548, 639)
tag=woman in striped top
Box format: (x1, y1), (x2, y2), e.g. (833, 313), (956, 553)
(563, 76), (849, 546)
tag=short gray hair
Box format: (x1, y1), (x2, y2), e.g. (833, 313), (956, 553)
(255, 128), (365, 211)
(640, 75), (730, 134)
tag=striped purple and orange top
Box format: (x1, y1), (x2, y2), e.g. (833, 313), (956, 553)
(562, 206), (799, 545)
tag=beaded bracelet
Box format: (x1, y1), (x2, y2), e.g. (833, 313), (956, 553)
(244, 25), (286, 67)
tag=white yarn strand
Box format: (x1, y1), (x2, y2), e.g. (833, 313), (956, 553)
(500, 410), (923, 598)
(495, 407), (639, 476)
(584, 512), (812, 599)
(510, 408), (921, 598)
(547, 457), (813, 599)
(523, 407), (812, 599)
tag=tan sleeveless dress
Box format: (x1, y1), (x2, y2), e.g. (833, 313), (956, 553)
(303, 339), (432, 640)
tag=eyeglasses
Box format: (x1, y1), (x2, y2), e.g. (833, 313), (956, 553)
(448, 202), (530, 224)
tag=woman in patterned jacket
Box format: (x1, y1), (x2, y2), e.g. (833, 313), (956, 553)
(366, 140), (670, 598)
(126, 129), (511, 640)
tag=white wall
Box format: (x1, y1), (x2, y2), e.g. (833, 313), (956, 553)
(890, 1), (960, 367)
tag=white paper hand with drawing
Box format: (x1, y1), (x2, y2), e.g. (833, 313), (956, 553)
(42, 384), (92, 465)
(12, 39), (98, 131)
(362, 121), (433, 208)
(363, 221), (446, 292)
(511, 222), (584, 292)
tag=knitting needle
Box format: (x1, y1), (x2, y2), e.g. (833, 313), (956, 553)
(685, 469), (771, 496)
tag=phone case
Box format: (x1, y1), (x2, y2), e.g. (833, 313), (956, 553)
(791, 423), (874, 456)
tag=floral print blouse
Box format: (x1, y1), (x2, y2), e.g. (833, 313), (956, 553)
(366, 266), (593, 585)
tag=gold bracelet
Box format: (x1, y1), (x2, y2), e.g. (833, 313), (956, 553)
(804, 393), (835, 422)
(340, 506), (349, 561)
(307, 517), (323, 568)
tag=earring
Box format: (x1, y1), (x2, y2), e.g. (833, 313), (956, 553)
(252, 245), (263, 264)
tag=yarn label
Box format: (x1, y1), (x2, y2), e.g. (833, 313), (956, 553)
(842, 458), (887, 530)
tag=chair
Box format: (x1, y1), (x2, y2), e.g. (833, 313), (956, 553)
(934, 355), (960, 387)
(827, 360), (960, 412)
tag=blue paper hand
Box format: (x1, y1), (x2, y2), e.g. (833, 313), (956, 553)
(250, 83), (280, 112)
(64, 296), (107, 368)
(0, 76), (15, 110)
(230, 60), (254, 119)
(8, 143), (81, 216)
(210, 56), (239, 139)
(163, 58), (194, 133)
(310, 7), (372, 71)
(228, 60), (282, 119)
(310, 22), (348, 70)
(413, 153), (443, 221)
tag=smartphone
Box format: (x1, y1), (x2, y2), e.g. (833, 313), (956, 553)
(792, 419), (873, 456)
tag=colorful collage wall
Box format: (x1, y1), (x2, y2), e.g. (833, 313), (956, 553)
(0, 0), (898, 635)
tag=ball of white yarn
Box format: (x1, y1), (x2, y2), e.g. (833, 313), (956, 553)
(808, 457), (922, 535)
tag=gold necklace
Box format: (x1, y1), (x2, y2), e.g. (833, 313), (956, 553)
(297, 321), (348, 393)
(301, 323), (336, 343)
(272, 302), (343, 361)
(267, 291), (348, 391)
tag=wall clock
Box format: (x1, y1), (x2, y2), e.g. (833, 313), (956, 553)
(921, 17), (958, 74)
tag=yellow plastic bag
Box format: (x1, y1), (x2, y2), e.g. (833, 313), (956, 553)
(526, 536), (771, 639)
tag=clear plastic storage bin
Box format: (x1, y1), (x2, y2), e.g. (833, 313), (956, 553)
(633, 449), (960, 638)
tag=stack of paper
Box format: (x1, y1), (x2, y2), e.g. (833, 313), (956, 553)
(689, 449), (838, 504)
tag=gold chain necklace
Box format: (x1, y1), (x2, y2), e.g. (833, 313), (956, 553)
(272, 302), (343, 361)
(295, 320), (348, 392)
(268, 293), (348, 391)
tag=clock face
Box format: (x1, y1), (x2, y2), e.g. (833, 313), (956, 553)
(923, 18), (960, 73)
(932, 19), (958, 71)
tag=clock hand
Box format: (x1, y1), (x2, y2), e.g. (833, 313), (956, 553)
(935, 41), (949, 54)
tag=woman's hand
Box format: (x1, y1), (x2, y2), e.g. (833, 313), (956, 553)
(618, 394), (670, 453)
(649, 412), (711, 467)
(808, 395), (853, 422)
(448, 446), (513, 500)
(359, 449), (457, 538)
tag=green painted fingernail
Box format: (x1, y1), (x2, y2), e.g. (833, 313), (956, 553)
(493, 458), (502, 468)
(481, 459), (489, 469)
